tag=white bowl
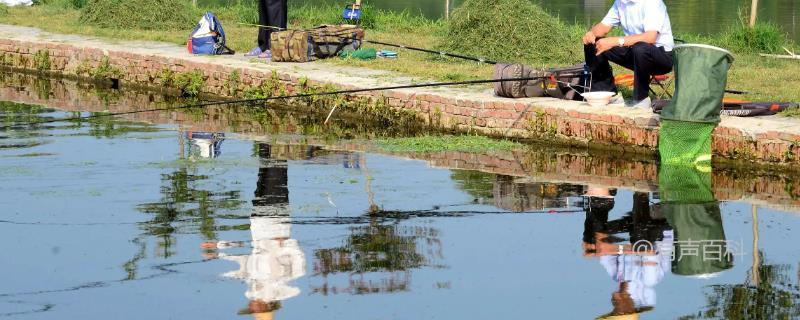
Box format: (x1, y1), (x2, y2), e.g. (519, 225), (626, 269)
(582, 91), (615, 107)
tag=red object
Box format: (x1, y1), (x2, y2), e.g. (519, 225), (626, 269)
(186, 39), (193, 54)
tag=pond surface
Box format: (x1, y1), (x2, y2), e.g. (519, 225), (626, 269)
(2, 72), (800, 319)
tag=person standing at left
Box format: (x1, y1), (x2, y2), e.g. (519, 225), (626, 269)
(245, 0), (288, 59)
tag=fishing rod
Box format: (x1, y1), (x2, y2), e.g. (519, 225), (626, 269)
(1, 76), (548, 129)
(240, 23), (757, 95)
(237, 23), (497, 64)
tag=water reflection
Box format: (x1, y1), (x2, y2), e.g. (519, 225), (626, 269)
(583, 189), (672, 317)
(186, 131), (225, 159)
(659, 165), (734, 277)
(203, 143), (305, 318)
(312, 152), (445, 295)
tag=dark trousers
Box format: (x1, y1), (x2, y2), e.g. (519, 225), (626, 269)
(257, 0), (288, 51)
(584, 42), (673, 101)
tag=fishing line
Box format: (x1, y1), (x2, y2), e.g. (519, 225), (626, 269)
(239, 23), (754, 95)
(0, 76), (551, 130)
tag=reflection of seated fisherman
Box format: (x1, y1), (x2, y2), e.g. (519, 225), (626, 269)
(582, 189), (673, 318)
(187, 131), (225, 158)
(203, 217), (306, 318)
(201, 143), (305, 318)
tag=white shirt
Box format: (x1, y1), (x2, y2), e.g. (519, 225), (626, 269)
(601, 0), (675, 51)
(598, 231), (674, 308)
(219, 217), (306, 302)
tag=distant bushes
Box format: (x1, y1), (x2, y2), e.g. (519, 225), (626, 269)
(32, 0), (85, 9)
(215, 2), (442, 32)
(80, 0), (196, 30)
(718, 21), (792, 54)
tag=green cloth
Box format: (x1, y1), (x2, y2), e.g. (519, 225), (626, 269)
(659, 165), (733, 276)
(339, 48), (377, 60)
(662, 44), (734, 123)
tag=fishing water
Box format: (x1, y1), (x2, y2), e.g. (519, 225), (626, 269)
(2, 71), (800, 319)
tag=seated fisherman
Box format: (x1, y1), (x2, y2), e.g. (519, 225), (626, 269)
(583, 0), (675, 108)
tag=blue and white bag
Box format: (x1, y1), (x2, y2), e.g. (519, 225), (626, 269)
(187, 12), (234, 55)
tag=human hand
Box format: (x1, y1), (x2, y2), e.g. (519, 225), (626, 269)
(595, 37), (617, 56)
(582, 31), (597, 45)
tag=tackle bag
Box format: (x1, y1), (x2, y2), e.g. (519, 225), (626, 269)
(493, 63), (588, 100)
(270, 25), (365, 62)
(308, 25), (364, 59)
(270, 30), (314, 62)
(493, 63), (546, 98)
(187, 12), (234, 55)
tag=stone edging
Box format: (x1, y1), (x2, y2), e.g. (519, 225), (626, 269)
(1, 24), (798, 166)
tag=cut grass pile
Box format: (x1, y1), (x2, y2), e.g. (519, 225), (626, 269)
(441, 0), (582, 65)
(377, 135), (520, 153)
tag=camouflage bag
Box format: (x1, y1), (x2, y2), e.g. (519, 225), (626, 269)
(543, 64), (589, 101)
(270, 30), (313, 62)
(308, 24), (365, 59)
(493, 63), (589, 100)
(493, 63), (546, 98)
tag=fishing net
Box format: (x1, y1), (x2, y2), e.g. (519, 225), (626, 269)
(658, 120), (716, 166)
(658, 165), (733, 276)
(659, 44), (734, 165)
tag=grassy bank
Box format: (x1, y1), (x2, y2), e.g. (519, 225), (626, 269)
(2, 1), (799, 109)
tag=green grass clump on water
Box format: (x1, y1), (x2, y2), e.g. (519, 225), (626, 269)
(80, 0), (195, 30)
(377, 135), (520, 153)
(440, 0), (582, 65)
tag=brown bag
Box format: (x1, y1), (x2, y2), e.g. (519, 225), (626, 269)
(308, 24), (365, 58)
(493, 63), (546, 98)
(270, 30), (312, 62)
(494, 63), (588, 100)
(544, 64), (587, 101)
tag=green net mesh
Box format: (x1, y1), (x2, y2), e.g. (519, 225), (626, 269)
(658, 164), (733, 276)
(658, 164), (714, 203)
(658, 119), (716, 165)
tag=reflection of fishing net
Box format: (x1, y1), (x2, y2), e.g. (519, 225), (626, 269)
(658, 44), (734, 165)
(664, 202), (733, 276)
(659, 165), (733, 276)
(659, 120), (716, 165)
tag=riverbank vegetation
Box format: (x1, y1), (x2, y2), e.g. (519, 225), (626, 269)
(2, 0), (799, 107)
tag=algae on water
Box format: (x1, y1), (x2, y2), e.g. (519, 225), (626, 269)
(440, 0), (582, 65)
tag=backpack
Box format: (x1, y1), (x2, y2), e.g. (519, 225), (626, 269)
(187, 12), (234, 55)
(270, 24), (364, 62)
(494, 63), (589, 100)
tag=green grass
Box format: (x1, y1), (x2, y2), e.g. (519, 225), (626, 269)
(442, 0), (581, 66)
(377, 135), (521, 153)
(80, 0), (195, 30)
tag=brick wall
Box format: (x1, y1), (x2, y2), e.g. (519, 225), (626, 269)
(1, 36), (799, 166)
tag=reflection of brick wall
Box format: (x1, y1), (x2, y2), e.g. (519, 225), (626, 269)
(4, 35), (799, 166)
(2, 72), (799, 211)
